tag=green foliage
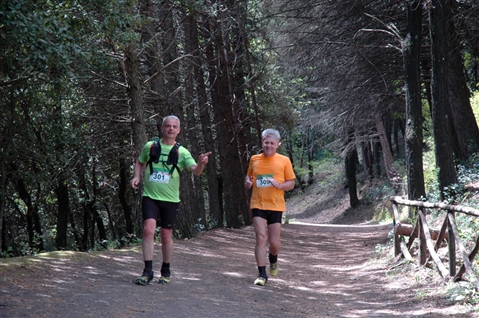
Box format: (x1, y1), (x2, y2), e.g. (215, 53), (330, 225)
(455, 213), (479, 243)
(313, 156), (344, 186)
(194, 218), (206, 233)
(464, 53), (479, 92)
(418, 156), (479, 305)
(362, 180), (396, 204)
(0, 247), (15, 258)
(448, 281), (479, 305)
(371, 204), (394, 224)
(472, 93), (479, 121)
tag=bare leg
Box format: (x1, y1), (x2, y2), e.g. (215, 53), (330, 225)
(253, 217), (268, 266)
(268, 223), (282, 256)
(160, 228), (174, 263)
(142, 218), (157, 261)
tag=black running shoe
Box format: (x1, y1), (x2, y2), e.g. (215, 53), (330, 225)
(135, 271), (153, 286)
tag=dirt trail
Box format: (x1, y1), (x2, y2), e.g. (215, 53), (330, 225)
(0, 223), (474, 318)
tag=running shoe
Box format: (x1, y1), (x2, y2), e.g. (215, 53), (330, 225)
(159, 276), (170, 284)
(254, 276), (267, 286)
(269, 262), (279, 276)
(135, 271), (153, 286)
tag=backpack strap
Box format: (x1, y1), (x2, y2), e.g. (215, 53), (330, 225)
(147, 139), (161, 175)
(166, 142), (181, 176)
(148, 140), (182, 177)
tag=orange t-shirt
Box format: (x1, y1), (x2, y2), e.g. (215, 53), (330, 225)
(247, 153), (295, 212)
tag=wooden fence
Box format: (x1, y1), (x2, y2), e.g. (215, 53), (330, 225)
(390, 196), (479, 288)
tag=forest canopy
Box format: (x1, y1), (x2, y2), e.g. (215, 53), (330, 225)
(1, 0), (479, 256)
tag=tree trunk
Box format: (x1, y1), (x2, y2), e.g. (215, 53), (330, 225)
(183, 12), (207, 233)
(14, 176), (36, 250)
(0, 153), (4, 252)
(202, 17), (223, 228)
(55, 182), (70, 250)
(373, 140), (381, 177)
(118, 157), (133, 234)
(345, 150), (360, 208)
(429, 0), (458, 197)
(92, 206), (106, 241)
(375, 117), (395, 180)
(345, 130), (359, 207)
(238, 10), (262, 143)
(307, 127), (314, 186)
(445, 0), (479, 161)
(228, 0), (251, 225)
(81, 203), (90, 251)
(139, 0), (163, 112)
(361, 141), (373, 180)
(404, 0), (426, 201)
(124, 45), (147, 235)
(9, 162), (44, 252)
(77, 159), (92, 251)
(210, 10), (248, 228)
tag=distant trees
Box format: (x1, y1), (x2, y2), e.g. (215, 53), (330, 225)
(263, 0), (479, 203)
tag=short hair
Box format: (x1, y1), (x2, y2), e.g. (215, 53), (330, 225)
(162, 115), (181, 127)
(261, 128), (281, 141)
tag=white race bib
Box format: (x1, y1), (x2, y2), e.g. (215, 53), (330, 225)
(256, 175), (273, 188)
(149, 171), (171, 184)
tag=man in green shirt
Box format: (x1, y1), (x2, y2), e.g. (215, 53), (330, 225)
(130, 115), (211, 285)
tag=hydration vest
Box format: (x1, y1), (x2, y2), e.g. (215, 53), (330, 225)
(147, 139), (181, 176)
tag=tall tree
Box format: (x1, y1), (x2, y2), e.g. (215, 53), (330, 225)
(345, 129), (360, 207)
(207, 1), (249, 228)
(444, 0), (479, 161)
(429, 0), (458, 198)
(404, 0), (426, 201)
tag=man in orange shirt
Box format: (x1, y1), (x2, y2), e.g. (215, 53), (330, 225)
(245, 129), (296, 286)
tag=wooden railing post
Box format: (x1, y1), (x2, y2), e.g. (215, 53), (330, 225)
(448, 210), (456, 276)
(392, 203), (401, 256)
(419, 211), (427, 265)
(389, 196), (479, 282)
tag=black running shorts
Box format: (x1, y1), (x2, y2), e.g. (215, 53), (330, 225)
(142, 196), (179, 229)
(251, 208), (283, 225)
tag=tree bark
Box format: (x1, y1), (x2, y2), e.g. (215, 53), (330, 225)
(55, 182), (70, 249)
(202, 17), (224, 228)
(404, 0), (426, 201)
(375, 118), (395, 180)
(118, 157), (133, 234)
(175, 11), (207, 238)
(345, 129), (359, 207)
(361, 141), (373, 180)
(210, 7), (248, 228)
(444, 0), (479, 161)
(0, 151), (4, 252)
(429, 0), (458, 197)
(124, 45), (147, 235)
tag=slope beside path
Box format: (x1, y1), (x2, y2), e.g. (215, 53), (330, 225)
(0, 223), (473, 317)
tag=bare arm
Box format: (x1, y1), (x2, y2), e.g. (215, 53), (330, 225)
(189, 152), (212, 176)
(269, 179), (295, 191)
(130, 160), (146, 189)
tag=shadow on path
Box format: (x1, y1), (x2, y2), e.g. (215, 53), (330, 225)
(0, 224), (473, 317)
